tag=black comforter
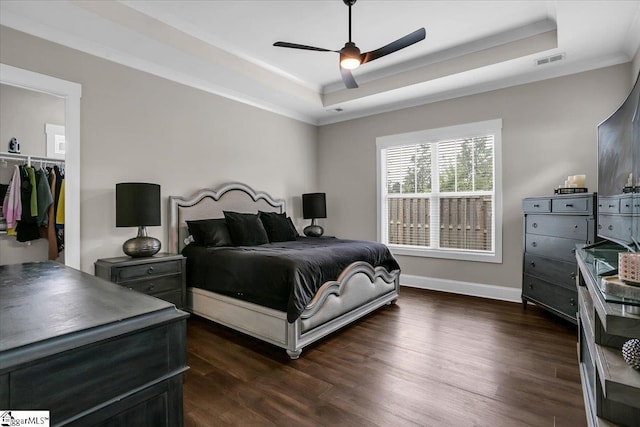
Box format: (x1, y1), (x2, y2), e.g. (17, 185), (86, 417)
(182, 237), (400, 322)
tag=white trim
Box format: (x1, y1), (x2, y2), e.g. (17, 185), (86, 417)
(1, 63), (82, 270)
(400, 274), (521, 303)
(376, 119), (503, 263)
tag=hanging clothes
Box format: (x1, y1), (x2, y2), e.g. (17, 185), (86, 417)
(16, 165), (40, 242)
(54, 166), (65, 253)
(35, 167), (53, 227)
(2, 164), (22, 230)
(47, 166), (58, 260)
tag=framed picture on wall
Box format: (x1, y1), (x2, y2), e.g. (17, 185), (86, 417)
(45, 123), (65, 159)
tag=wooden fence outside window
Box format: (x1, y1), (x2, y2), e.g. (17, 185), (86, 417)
(387, 196), (493, 251)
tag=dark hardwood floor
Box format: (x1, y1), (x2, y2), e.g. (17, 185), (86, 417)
(183, 287), (586, 426)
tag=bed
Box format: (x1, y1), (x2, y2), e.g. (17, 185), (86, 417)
(168, 182), (400, 359)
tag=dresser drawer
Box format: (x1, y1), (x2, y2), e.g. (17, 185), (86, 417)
(125, 275), (181, 295)
(525, 234), (581, 263)
(526, 214), (589, 240)
(598, 215), (632, 242)
(523, 198), (551, 213)
(524, 254), (577, 290)
(523, 275), (578, 320)
(116, 260), (182, 282)
(620, 195), (634, 214)
(598, 197), (620, 214)
(552, 196), (590, 213)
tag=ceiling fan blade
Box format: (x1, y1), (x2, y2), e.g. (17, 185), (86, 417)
(273, 42), (336, 53)
(361, 28), (426, 64)
(341, 67), (359, 89)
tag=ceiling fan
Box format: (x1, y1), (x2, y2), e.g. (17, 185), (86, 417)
(273, 0), (426, 89)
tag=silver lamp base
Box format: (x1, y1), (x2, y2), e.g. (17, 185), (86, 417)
(303, 219), (324, 237)
(123, 226), (161, 257)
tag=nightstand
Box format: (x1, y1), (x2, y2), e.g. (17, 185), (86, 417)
(95, 253), (186, 309)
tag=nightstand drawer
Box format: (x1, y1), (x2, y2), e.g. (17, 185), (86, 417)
(125, 275), (181, 294)
(116, 260), (182, 282)
(524, 254), (577, 290)
(152, 289), (183, 307)
(526, 214), (589, 240)
(525, 234), (581, 263)
(552, 197), (590, 213)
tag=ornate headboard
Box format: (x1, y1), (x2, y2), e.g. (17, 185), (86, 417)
(168, 182), (286, 254)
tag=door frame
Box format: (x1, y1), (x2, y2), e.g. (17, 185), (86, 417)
(1, 63), (82, 269)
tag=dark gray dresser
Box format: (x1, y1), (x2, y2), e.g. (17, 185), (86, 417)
(0, 262), (189, 426)
(576, 244), (640, 426)
(522, 193), (597, 323)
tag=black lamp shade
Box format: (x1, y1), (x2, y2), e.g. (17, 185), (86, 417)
(302, 193), (327, 219)
(116, 183), (161, 227)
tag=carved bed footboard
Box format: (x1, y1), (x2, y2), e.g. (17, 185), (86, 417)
(188, 260), (399, 359)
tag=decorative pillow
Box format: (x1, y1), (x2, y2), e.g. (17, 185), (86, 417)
(287, 216), (300, 237)
(223, 211), (269, 246)
(186, 218), (232, 247)
(259, 211), (297, 242)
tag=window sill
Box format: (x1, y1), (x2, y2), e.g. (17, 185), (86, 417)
(388, 244), (502, 263)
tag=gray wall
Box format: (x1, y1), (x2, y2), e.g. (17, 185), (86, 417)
(0, 26), (318, 273)
(0, 84), (65, 265)
(318, 64), (632, 290)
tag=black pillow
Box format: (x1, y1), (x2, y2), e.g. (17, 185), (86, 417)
(287, 216), (300, 237)
(259, 211), (297, 242)
(186, 218), (232, 247)
(223, 211), (269, 246)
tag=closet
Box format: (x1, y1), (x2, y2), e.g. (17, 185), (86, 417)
(0, 83), (66, 265)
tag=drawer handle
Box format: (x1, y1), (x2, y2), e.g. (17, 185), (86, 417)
(574, 224), (578, 229)
(530, 262), (536, 267)
(147, 267), (154, 274)
(570, 248), (576, 254)
(570, 298), (576, 307)
(598, 224), (602, 230)
(146, 283), (156, 292)
(565, 203), (573, 207)
(608, 204), (615, 208)
(532, 223), (538, 228)
(528, 284), (533, 289)
(570, 272), (576, 279)
(608, 225), (613, 231)
(533, 204), (540, 208)
(531, 242), (537, 247)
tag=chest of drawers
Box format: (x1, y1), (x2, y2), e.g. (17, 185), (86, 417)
(522, 193), (597, 323)
(95, 253), (186, 309)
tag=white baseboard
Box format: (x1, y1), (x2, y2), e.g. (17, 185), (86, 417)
(400, 273), (521, 303)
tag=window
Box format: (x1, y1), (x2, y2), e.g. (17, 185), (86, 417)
(377, 119), (502, 263)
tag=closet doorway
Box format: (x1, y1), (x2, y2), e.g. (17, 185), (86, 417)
(0, 64), (81, 270)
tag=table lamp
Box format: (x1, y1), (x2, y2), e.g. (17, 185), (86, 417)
(116, 182), (161, 257)
(302, 192), (326, 237)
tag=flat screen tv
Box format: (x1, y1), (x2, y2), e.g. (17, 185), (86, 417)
(597, 72), (640, 251)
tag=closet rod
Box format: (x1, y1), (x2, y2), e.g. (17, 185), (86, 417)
(0, 151), (65, 166)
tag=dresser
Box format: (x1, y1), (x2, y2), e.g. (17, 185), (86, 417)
(576, 244), (640, 426)
(0, 262), (189, 426)
(522, 193), (597, 323)
(95, 253), (186, 309)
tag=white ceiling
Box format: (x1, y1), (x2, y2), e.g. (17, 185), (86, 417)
(1, 1), (639, 125)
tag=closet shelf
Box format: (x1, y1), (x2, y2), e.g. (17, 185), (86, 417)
(0, 151), (65, 166)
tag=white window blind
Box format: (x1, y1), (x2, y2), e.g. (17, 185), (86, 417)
(377, 120), (502, 263)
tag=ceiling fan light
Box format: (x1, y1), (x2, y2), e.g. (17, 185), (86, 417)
(340, 42), (361, 69)
(340, 56), (361, 69)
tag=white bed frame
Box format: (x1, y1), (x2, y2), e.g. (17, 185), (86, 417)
(168, 182), (399, 359)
